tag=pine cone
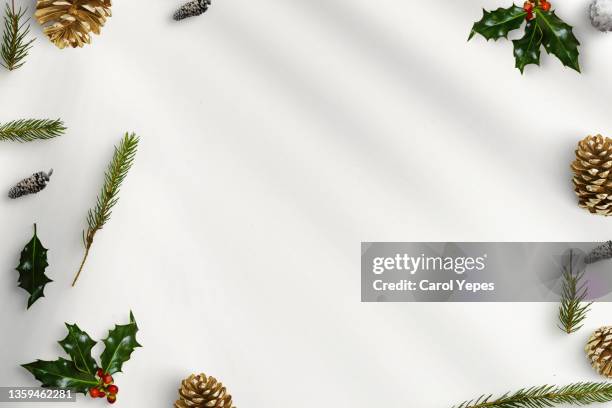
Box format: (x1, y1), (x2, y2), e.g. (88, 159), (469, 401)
(571, 134), (612, 215)
(591, 0), (612, 32)
(35, 0), (112, 49)
(586, 326), (612, 377)
(8, 169), (53, 199)
(173, 0), (211, 21)
(175, 373), (234, 408)
(585, 241), (612, 264)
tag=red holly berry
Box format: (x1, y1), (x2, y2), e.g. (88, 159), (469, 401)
(523, 1), (533, 11)
(103, 374), (113, 385)
(89, 388), (100, 398)
(96, 368), (104, 378)
(98, 391), (106, 398)
(107, 385), (119, 395)
(107, 394), (117, 404)
(540, 1), (551, 11)
(526, 10), (534, 20)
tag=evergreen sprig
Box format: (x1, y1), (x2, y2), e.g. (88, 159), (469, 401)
(558, 250), (592, 334)
(453, 382), (612, 408)
(1, 0), (34, 70)
(0, 118), (65, 142)
(72, 133), (139, 287)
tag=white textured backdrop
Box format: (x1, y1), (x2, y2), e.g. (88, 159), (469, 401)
(1, 0), (612, 406)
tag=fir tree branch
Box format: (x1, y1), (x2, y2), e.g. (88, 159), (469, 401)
(1, 0), (34, 70)
(72, 132), (139, 287)
(558, 250), (592, 334)
(0, 118), (65, 142)
(452, 382), (612, 408)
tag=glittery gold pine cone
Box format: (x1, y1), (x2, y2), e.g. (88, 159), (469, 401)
(35, 0), (112, 49)
(586, 326), (612, 377)
(175, 373), (235, 408)
(571, 134), (612, 216)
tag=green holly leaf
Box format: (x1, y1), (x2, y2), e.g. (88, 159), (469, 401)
(535, 9), (580, 72)
(100, 312), (142, 375)
(58, 324), (98, 376)
(513, 20), (543, 73)
(469, 5), (526, 41)
(16, 224), (52, 309)
(21, 358), (98, 394)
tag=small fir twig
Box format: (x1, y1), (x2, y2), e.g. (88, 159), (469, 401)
(452, 382), (612, 408)
(1, 0), (34, 70)
(72, 133), (139, 287)
(558, 250), (592, 334)
(0, 118), (65, 142)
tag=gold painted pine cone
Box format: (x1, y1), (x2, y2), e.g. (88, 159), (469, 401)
(175, 373), (235, 408)
(586, 326), (612, 377)
(35, 0), (112, 49)
(571, 134), (612, 216)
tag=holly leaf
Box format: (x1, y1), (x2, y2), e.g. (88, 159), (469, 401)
(513, 20), (543, 73)
(58, 324), (98, 376)
(100, 312), (142, 375)
(16, 224), (52, 309)
(469, 5), (526, 41)
(21, 358), (98, 394)
(535, 9), (580, 72)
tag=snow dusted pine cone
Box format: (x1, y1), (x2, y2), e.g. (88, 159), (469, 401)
(173, 0), (211, 21)
(35, 0), (112, 48)
(175, 373), (234, 408)
(591, 0), (612, 32)
(586, 326), (612, 377)
(585, 241), (612, 264)
(571, 135), (612, 215)
(8, 169), (53, 199)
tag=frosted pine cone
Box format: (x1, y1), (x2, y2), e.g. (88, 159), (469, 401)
(175, 373), (234, 408)
(35, 0), (112, 48)
(8, 169), (53, 199)
(586, 326), (612, 377)
(591, 0), (612, 32)
(586, 241), (612, 264)
(173, 0), (211, 21)
(571, 135), (612, 215)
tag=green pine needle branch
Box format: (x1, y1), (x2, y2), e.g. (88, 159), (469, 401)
(558, 250), (592, 334)
(1, 0), (34, 70)
(0, 118), (66, 142)
(453, 382), (612, 408)
(72, 132), (139, 287)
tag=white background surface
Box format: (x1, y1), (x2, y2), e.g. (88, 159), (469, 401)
(2, 0), (612, 406)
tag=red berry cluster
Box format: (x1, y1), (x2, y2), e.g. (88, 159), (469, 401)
(89, 368), (119, 404)
(523, 0), (551, 20)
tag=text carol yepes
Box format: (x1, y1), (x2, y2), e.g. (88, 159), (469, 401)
(372, 279), (495, 293)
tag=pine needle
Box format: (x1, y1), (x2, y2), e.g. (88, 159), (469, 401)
(0, 118), (66, 142)
(558, 250), (592, 334)
(1, 0), (34, 70)
(452, 382), (612, 408)
(72, 132), (139, 287)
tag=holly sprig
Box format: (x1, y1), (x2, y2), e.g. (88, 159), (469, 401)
(469, 1), (580, 73)
(16, 224), (52, 309)
(22, 312), (141, 405)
